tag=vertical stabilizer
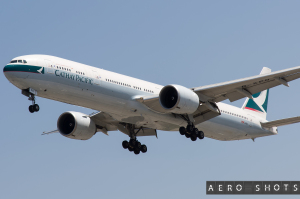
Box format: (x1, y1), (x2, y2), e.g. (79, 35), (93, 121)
(241, 67), (271, 119)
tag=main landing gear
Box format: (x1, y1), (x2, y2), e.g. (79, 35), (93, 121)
(28, 94), (39, 113)
(179, 115), (204, 141)
(122, 124), (148, 155)
(179, 125), (204, 141)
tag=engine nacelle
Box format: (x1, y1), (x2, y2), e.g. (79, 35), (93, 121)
(159, 84), (199, 114)
(57, 111), (96, 140)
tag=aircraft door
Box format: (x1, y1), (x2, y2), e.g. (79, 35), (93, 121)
(44, 59), (54, 74)
(92, 69), (101, 86)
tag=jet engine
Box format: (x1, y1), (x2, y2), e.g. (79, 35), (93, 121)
(57, 111), (96, 140)
(159, 84), (199, 114)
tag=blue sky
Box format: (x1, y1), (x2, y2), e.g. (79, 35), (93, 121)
(1, 1), (300, 198)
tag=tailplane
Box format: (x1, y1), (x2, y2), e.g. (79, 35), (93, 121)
(241, 67), (271, 120)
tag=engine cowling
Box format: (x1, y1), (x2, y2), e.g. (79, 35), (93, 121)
(57, 111), (96, 140)
(159, 84), (199, 114)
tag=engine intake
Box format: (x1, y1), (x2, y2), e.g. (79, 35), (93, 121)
(159, 85), (199, 114)
(57, 111), (96, 140)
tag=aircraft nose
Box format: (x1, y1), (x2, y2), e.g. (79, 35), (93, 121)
(3, 64), (14, 81)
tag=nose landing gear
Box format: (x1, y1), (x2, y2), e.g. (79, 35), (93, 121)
(22, 88), (40, 113)
(28, 94), (39, 113)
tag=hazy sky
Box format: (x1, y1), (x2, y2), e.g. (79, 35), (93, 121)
(1, 1), (300, 198)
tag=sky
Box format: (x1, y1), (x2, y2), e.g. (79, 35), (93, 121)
(1, 0), (300, 198)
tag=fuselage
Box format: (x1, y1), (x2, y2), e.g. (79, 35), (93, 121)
(3, 54), (277, 141)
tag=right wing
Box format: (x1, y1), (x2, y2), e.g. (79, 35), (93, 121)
(261, 116), (300, 128)
(90, 112), (157, 137)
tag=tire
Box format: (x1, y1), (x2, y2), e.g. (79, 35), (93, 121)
(179, 126), (186, 135)
(185, 132), (190, 138)
(141, 145), (147, 153)
(134, 149), (140, 155)
(33, 104), (39, 112)
(198, 131), (204, 139)
(191, 136), (197, 141)
(128, 147), (134, 152)
(187, 125), (193, 133)
(29, 105), (34, 113)
(193, 128), (199, 137)
(122, 140), (129, 149)
(136, 141), (141, 149)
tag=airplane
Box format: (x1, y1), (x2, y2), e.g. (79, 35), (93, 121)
(4, 55), (300, 155)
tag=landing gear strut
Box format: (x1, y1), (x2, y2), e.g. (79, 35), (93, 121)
(122, 124), (147, 155)
(179, 115), (205, 141)
(28, 94), (39, 113)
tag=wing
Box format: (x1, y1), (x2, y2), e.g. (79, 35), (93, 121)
(192, 66), (300, 103)
(90, 111), (157, 137)
(89, 111), (119, 135)
(261, 116), (300, 128)
(135, 96), (220, 126)
(42, 111), (157, 137)
(136, 66), (300, 126)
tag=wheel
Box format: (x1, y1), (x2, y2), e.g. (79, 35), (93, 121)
(141, 144), (147, 153)
(134, 149), (140, 155)
(198, 131), (204, 139)
(187, 124), (193, 133)
(192, 128), (199, 137)
(129, 139), (136, 147)
(185, 132), (190, 138)
(128, 147), (134, 152)
(179, 126), (186, 135)
(136, 141), (141, 149)
(191, 136), (197, 141)
(122, 140), (129, 149)
(33, 104), (39, 112)
(29, 105), (34, 113)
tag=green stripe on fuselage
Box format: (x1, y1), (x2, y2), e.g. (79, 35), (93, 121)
(3, 64), (44, 74)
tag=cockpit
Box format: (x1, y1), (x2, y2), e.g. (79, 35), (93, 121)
(10, 60), (27, 64)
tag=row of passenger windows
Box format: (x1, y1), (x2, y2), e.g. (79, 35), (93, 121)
(50, 64), (85, 75)
(105, 78), (154, 93)
(51, 65), (72, 72)
(10, 60), (27, 63)
(106, 79), (131, 87)
(220, 109), (249, 120)
(144, 88), (154, 93)
(76, 71), (85, 75)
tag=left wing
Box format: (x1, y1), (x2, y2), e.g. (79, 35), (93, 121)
(261, 116), (300, 128)
(192, 66), (300, 103)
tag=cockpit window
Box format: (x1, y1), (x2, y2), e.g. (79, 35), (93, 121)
(10, 60), (17, 63)
(18, 60), (22, 63)
(23, 60), (27, 63)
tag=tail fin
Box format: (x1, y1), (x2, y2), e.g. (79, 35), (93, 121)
(241, 67), (271, 119)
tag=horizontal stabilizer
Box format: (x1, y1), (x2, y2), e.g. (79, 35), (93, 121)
(261, 116), (300, 128)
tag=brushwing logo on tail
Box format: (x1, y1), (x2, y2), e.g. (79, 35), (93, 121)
(245, 89), (269, 114)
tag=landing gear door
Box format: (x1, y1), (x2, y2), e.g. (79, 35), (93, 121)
(92, 69), (101, 86)
(44, 59), (54, 74)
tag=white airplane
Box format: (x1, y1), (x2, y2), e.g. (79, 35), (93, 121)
(4, 55), (300, 155)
